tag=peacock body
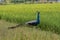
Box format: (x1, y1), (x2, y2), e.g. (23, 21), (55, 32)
(25, 11), (40, 26)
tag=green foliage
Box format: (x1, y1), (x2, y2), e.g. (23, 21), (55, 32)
(0, 3), (60, 34)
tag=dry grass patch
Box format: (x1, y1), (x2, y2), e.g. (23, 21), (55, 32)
(0, 20), (60, 40)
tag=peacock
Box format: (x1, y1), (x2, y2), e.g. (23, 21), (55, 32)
(8, 11), (40, 29)
(25, 11), (40, 26)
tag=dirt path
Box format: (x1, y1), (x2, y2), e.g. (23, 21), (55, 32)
(0, 20), (17, 40)
(0, 20), (16, 28)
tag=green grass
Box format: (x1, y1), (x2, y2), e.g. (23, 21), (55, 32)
(0, 3), (60, 34)
(0, 20), (60, 40)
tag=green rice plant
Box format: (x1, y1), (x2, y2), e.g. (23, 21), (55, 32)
(0, 3), (60, 34)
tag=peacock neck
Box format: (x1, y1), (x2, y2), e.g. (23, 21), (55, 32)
(37, 12), (40, 24)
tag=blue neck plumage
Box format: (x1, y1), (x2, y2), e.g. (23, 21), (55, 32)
(37, 12), (40, 24)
